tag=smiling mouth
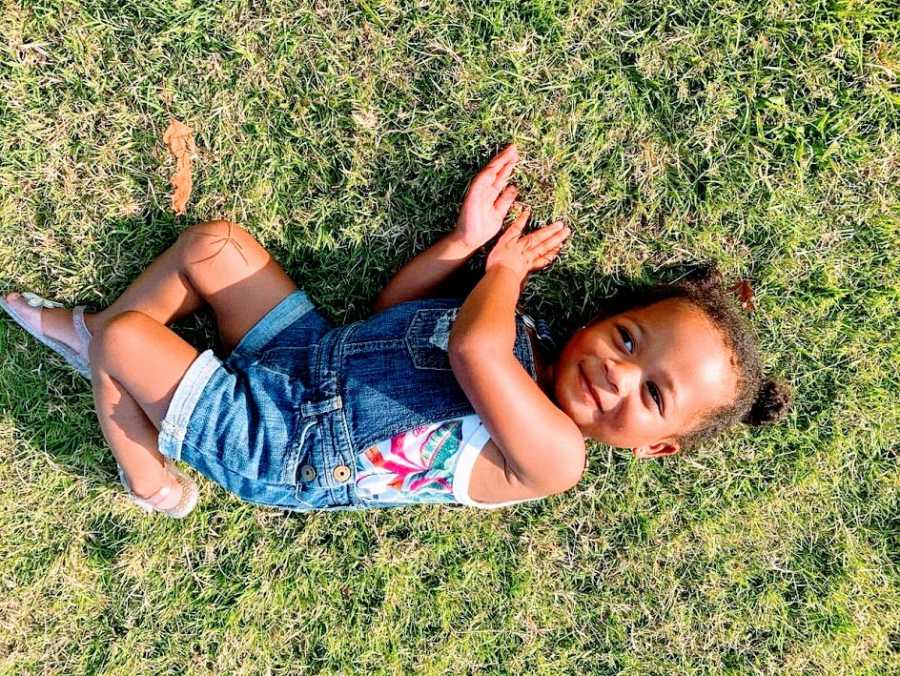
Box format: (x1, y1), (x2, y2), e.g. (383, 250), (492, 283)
(578, 364), (604, 413)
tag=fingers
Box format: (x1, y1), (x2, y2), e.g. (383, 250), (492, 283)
(465, 145), (517, 203)
(527, 222), (568, 270)
(479, 145), (519, 196)
(525, 221), (570, 253)
(534, 245), (562, 269)
(492, 156), (516, 190)
(485, 144), (518, 172)
(502, 205), (530, 240)
(493, 184), (518, 216)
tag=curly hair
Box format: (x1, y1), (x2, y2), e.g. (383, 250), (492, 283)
(590, 264), (790, 447)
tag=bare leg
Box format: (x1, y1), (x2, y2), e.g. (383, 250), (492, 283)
(5, 220), (300, 499)
(5, 219), (299, 361)
(89, 311), (199, 500)
(93, 373), (170, 499)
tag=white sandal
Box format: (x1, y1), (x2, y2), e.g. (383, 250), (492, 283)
(0, 291), (93, 380)
(118, 460), (199, 518)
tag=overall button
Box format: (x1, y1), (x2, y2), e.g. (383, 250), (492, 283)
(300, 465), (317, 482)
(333, 465), (351, 483)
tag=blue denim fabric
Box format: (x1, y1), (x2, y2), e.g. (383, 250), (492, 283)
(158, 292), (537, 511)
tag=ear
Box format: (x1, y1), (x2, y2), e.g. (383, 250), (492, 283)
(631, 439), (680, 459)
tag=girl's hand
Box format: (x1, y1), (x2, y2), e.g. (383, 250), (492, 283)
(453, 144), (520, 250)
(486, 206), (570, 281)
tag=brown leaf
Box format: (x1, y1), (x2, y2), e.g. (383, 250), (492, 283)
(732, 279), (756, 312)
(163, 119), (195, 215)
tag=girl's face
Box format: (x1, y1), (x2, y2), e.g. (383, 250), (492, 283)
(553, 299), (738, 457)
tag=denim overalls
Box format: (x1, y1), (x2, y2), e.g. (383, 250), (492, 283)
(158, 292), (542, 511)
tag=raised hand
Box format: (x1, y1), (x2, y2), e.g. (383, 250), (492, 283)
(453, 144), (520, 250)
(486, 206), (570, 281)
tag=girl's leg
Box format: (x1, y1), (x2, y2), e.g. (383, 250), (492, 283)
(90, 221), (299, 499)
(89, 219), (300, 350)
(89, 311), (200, 500)
(5, 219), (299, 359)
(6, 220), (299, 500)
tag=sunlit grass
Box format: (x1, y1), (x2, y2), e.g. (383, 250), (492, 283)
(1, 0), (897, 672)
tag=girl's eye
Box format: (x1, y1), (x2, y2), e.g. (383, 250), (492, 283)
(647, 382), (663, 414)
(617, 327), (634, 353)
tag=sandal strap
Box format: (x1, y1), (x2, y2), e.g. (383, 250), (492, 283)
(72, 305), (92, 349)
(118, 461), (198, 518)
(162, 461), (199, 517)
(21, 291), (64, 309)
(118, 464), (175, 507)
(145, 485), (170, 505)
(0, 294), (92, 380)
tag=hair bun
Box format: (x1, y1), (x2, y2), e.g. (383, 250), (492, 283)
(743, 380), (791, 426)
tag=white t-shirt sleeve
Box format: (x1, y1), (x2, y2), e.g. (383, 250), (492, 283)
(452, 423), (542, 509)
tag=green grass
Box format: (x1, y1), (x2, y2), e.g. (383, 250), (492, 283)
(1, 0), (898, 673)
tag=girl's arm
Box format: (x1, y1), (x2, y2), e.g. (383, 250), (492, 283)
(373, 145), (520, 313)
(372, 232), (478, 313)
(449, 207), (584, 497)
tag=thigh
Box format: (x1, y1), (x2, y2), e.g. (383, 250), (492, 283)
(178, 220), (299, 353)
(90, 311), (200, 429)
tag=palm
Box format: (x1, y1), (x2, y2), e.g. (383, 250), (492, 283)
(455, 145), (520, 249)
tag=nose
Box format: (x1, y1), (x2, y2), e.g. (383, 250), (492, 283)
(604, 358), (641, 396)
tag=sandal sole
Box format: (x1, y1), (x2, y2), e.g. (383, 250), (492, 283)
(0, 296), (92, 380)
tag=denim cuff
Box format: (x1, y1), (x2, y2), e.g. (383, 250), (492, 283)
(158, 349), (223, 461)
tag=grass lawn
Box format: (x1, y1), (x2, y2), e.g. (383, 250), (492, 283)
(1, 1), (898, 673)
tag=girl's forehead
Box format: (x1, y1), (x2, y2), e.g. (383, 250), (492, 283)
(629, 298), (715, 336)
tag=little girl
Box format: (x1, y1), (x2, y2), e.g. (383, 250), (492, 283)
(1, 145), (789, 517)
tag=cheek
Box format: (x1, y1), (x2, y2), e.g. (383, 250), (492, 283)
(572, 332), (607, 359)
(555, 362), (586, 413)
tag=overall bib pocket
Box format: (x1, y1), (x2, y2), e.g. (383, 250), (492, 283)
(404, 307), (459, 370)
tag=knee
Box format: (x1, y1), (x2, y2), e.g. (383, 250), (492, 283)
(89, 311), (154, 365)
(179, 219), (247, 242)
(178, 220), (253, 262)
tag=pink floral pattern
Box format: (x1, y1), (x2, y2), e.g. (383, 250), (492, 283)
(356, 417), (479, 504)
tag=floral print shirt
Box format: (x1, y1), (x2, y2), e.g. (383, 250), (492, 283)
(355, 415), (525, 508)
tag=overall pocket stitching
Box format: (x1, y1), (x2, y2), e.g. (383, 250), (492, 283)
(283, 418), (317, 485)
(343, 338), (403, 354)
(405, 308), (459, 371)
